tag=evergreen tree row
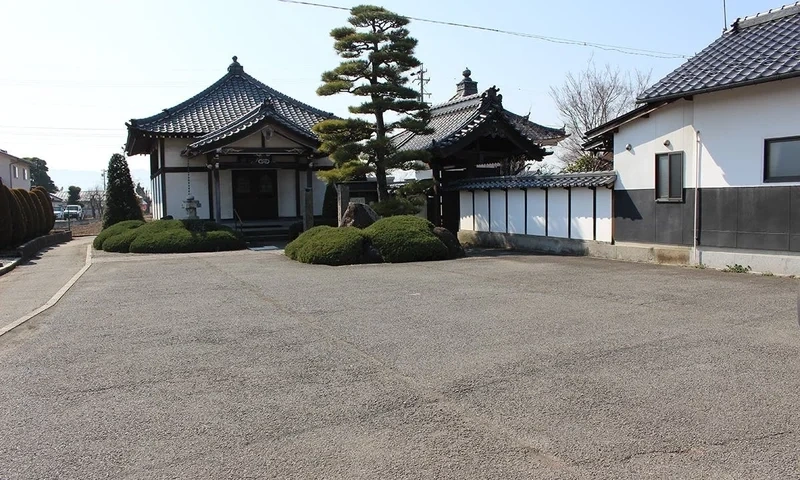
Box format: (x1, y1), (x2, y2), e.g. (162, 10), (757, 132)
(0, 179), (56, 250)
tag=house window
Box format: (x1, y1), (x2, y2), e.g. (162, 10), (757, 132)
(23, 168), (28, 180)
(764, 136), (800, 182)
(655, 152), (684, 202)
(12, 165), (18, 178)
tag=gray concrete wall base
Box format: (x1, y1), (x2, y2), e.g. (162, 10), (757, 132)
(698, 247), (800, 276)
(458, 231), (691, 266)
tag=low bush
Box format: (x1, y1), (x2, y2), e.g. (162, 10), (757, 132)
(364, 215), (449, 263)
(93, 219), (145, 250)
(285, 225), (366, 266)
(28, 190), (47, 236)
(127, 220), (245, 253)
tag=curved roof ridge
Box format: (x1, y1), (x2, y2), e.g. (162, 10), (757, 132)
(129, 72), (234, 128)
(237, 70), (335, 119)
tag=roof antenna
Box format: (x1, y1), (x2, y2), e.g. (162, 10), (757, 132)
(722, 0), (728, 32)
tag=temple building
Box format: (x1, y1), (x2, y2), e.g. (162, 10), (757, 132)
(124, 56), (335, 224)
(394, 69), (567, 230)
(124, 59), (565, 234)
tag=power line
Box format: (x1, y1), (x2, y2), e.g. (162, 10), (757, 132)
(277, 0), (690, 59)
(0, 125), (123, 131)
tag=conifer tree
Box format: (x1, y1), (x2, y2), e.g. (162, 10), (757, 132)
(313, 5), (432, 201)
(0, 180), (12, 249)
(6, 187), (26, 246)
(103, 153), (144, 229)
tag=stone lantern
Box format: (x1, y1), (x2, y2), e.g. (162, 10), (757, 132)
(182, 195), (201, 220)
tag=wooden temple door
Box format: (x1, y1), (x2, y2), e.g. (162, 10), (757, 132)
(232, 170), (278, 220)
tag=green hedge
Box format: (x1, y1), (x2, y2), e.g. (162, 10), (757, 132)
(285, 215), (461, 266)
(7, 187), (26, 246)
(95, 219), (245, 254)
(364, 216), (448, 263)
(32, 187), (55, 233)
(0, 183), (11, 250)
(28, 190), (47, 237)
(285, 225), (366, 266)
(13, 189), (36, 241)
(93, 219), (145, 250)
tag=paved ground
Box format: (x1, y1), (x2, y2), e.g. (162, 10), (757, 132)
(1, 242), (799, 479)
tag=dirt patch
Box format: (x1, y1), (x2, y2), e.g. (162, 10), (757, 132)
(68, 219), (102, 237)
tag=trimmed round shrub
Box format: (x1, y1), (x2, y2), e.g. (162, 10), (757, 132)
(364, 216), (448, 263)
(285, 225), (366, 266)
(100, 228), (141, 253)
(7, 187), (26, 246)
(127, 220), (245, 253)
(0, 182), (12, 250)
(92, 219), (145, 250)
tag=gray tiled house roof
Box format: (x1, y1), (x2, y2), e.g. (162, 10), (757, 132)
(393, 83), (566, 154)
(640, 2), (800, 102)
(448, 171), (616, 191)
(125, 57), (335, 155)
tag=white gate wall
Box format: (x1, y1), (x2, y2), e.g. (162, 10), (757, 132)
(458, 186), (613, 243)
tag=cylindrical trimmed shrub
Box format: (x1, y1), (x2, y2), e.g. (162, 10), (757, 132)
(13, 189), (37, 241)
(27, 190), (47, 236)
(33, 187), (55, 233)
(6, 186), (26, 246)
(0, 180), (12, 250)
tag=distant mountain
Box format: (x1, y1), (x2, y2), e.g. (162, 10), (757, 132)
(50, 169), (150, 192)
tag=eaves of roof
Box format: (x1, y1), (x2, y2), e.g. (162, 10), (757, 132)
(447, 171), (617, 191)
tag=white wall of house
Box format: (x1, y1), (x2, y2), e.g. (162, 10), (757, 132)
(459, 187), (612, 242)
(220, 170), (233, 219)
(0, 152), (31, 190)
(614, 77), (800, 191)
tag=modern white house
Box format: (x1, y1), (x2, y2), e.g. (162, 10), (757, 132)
(0, 149), (32, 190)
(583, 2), (800, 274)
(124, 57), (334, 224)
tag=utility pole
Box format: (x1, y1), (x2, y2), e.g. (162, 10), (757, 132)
(410, 64), (431, 104)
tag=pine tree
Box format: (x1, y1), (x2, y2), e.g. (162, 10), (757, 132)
(25, 157), (58, 193)
(0, 180), (12, 249)
(313, 4), (433, 201)
(6, 187), (26, 246)
(103, 153), (144, 229)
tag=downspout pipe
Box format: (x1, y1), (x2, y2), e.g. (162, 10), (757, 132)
(693, 130), (702, 265)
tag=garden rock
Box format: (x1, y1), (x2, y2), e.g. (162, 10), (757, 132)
(433, 227), (466, 259)
(339, 203), (379, 229)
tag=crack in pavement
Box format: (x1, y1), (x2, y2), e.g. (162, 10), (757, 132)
(574, 430), (794, 466)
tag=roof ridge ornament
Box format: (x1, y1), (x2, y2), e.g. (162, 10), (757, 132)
(228, 55), (244, 74)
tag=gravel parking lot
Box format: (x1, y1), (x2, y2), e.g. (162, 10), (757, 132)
(1, 245), (798, 479)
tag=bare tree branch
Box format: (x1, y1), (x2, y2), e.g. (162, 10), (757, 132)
(550, 57), (651, 171)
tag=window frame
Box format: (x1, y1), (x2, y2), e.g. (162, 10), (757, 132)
(12, 165), (18, 178)
(23, 168), (28, 180)
(654, 151), (685, 203)
(764, 135), (800, 183)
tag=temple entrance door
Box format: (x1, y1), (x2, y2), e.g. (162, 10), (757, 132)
(232, 169), (279, 220)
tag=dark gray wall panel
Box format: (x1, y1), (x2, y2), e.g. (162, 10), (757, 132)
(616, 186), (798, 252)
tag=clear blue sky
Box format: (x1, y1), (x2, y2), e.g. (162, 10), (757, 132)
(0, 0), (783, 189)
